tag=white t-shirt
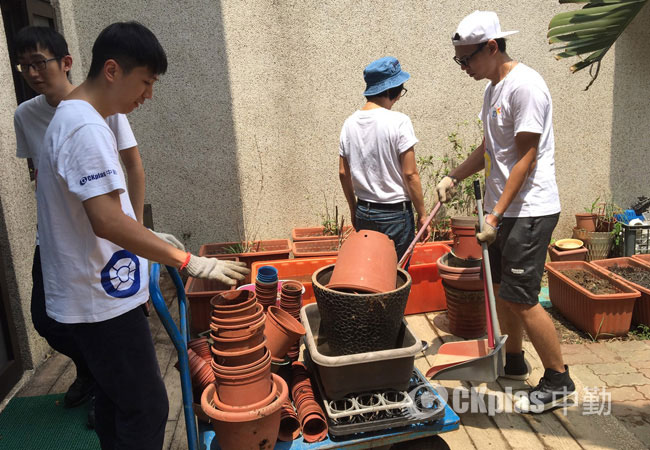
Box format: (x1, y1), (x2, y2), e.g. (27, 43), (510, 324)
(480, 63), (561, 217)
(14, 94), (138, 245)
(36, 100), (148, 324)
(339, 108), (419, 203)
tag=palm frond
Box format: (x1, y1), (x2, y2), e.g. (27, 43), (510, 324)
(548, 0), (648, 90)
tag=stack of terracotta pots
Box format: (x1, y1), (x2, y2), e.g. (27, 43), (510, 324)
(291, 362), (328, 443)
(256, 266), (279, 310)
(279, 280), (304, 361)
(265, 306), (305, 362)
(186, 348), (215, 401)
(278, 400), (301, 442)
(202, 289), (288, 449)
(437, 216), (486, 339)
(188, 337), (211, 362)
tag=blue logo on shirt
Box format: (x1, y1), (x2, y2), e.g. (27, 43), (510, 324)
(80, 169), (117, 186)
(100, 250), (141, 298)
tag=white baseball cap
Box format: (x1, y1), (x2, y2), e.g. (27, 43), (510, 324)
(452, 11), (518, 46)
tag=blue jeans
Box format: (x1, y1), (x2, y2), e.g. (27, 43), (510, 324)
(355, 203), (415, 262)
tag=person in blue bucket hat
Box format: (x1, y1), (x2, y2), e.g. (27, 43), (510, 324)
(338, 56), (430, 262)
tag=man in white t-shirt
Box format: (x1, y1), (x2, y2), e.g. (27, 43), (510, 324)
(436, 11), (574, 413)
(36, 22), (248, 449)
(339, 56), (430, 262)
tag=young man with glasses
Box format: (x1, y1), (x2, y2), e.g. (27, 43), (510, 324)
(339, 56), (430, 261)
(436, 11), (575, 413)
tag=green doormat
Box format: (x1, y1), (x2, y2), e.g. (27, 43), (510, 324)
(0, 394), (99, 449)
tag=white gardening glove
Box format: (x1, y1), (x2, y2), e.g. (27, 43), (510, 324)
(184, 255), (250, 285)
(476, 221), (498, 246)
(151, 230), (185, 251)
(435, 176), (457, 203)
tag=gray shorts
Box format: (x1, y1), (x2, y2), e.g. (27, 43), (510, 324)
(488, 213), (559, 305)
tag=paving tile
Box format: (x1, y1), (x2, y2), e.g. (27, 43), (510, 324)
(570, 365), (604, 391)
(620, 349), (650, 363)
(600, 372), (650, 387)
(563, 351), (604, 366)
(630, 360), (650, 369)
(604, 341), (650, 352)
(584, 342), (623, 363)
(635, 385), (650, 400)
(561, 343), (589, 355)
(612, 400), (650, 417)
(607, 387), (646, 402)
(587, 362), (636, 375)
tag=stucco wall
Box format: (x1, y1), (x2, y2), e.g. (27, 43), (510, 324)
(0, 26), (44, 369)
(53, 0), (645, 250)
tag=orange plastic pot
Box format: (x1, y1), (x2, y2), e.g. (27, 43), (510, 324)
(211, 329), (265, 353)
(327, 230), (397, 293)
(210, 290), (256, 312)
(212, 372), (278, 412)
(201, 375), (288, 450)
(211, 303), (264, 326)
(575, 213), (597, 232)
(209, 314), (266, 338)
(264, 306), (306, 359)
(211, 336), (268, 367)
(212, 355), (273, 407)
(450, 216), (481, 260)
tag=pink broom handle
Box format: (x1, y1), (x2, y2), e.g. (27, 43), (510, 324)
(398, 202), (442, 269)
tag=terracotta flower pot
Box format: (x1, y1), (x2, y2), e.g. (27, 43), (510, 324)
(211, 348), (271, 375)
(187, 337), (211, 362)
(436, 252), (483, 291)
(211, 336), (268, 367)
(201, 374), (288, 450)
(451, 216), (481, 260)
(327, 230), (397, 293)
(209, 314), (266, 339)
(211, 329), (265, 353)
(212, 373), (278, 412)
(278, 401), (301, 442)
(211, 303), (264, 326)
(575, 213), (597, 232)
(212, 355), (273, 406)
(210, 290), (256, 312)
(264, 306), (306, 359)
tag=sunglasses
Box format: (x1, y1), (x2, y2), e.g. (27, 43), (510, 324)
(453, 42), (487, 67)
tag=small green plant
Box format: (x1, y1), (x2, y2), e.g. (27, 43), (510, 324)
(630, 324), (650, 340)
(585, 196), (600, 214)
(321, 197), (341, 236)
(586, 316), (616, 342)
(417, 119), (485, 240)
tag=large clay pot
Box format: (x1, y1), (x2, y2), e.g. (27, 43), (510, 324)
(451, 216), (481, 260)
(212, 373), (278, 412)
(443, 281), (487, 338)
(326, 230), (397, 293)
(212, 353), (273, 406)
(575, 213), (597, 232)
(264, 306), (306, 359)
(436, 252), (483, 291)
(211, 290), (257, 312)
(201, 374), (288, 450)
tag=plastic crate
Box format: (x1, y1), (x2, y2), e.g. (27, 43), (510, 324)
(621, 223), (650, 256)
(251, 257), (337, 305)
(591, 257), (650, 326)
(545, 261), (639, 337)
(405, 243), (452, 314)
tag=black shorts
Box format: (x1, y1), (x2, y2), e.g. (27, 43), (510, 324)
(488, 213), (559, 305)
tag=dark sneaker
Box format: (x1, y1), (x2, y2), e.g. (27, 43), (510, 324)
(515, 365), (576, 413)
(501, 351), (530, 381)
(63, 375), (94, 408)
(86, 395), (96, 429)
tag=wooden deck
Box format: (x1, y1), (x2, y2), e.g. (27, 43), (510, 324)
(14, 274), (649, 449)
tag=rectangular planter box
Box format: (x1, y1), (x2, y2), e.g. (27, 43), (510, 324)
(405, 243), (452, 314)
(292, 238), (340, 258)
(633, 254), (650, 267)
(545, 261), (640, 337)
(292, 225), (353, 242)
(185, 277), (235, 335)
(547, 244), (588, 262)
(301, 303), (422, 400)
(591, 257), (650, 326)
(198, 239), (291, 284)
(251, 257), (337, 305)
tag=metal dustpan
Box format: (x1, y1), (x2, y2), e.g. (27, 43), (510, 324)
(427, 180), (507, 382)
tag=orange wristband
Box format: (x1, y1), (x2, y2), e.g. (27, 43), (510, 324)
(179, 252), (191, 271)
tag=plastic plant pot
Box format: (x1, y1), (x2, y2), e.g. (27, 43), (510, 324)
(212, 356), (273, 407)
(211, 303), (264, 327)
(200, 374), (288, 450)
(211, 329), (265, 353)
(210, 348), (271, 375)
(547, 244), (588, 262)
(264, 306), (306, 359)
(450, 216), (481, 260)
(210, 290), (256, 312)
(257, 266), (279, 284)
(210, 336), (268, 367)
(212, 372), (277, 412)
(209, 313), (266, 339)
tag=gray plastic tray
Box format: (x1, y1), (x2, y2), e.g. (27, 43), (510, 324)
(301, 303), (422, 400)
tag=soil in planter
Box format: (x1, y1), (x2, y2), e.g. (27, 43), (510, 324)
(608, 265), (650, 290)
(558, 269), (621, 295)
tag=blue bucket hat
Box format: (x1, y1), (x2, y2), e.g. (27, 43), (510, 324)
(363, 56), (410, 96)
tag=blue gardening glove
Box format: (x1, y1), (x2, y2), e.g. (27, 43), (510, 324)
(185, 255), (249, 285)
(476, 221), (498, 245)
(150, 230), (185, 251)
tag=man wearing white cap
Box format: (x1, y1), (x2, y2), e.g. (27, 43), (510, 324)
(436, 11), (575, 413)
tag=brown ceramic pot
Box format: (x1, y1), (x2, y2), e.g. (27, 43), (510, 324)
(264, 306), (306, 359)
(575, 213), (597, 232)
(326, 230), (397, 293)
(436, 253), (483, 291)
(211, 303), (264, 326)
(211, 373), (278, 412)
(210, 290), (257, 311)
(210, 336), (268, 367)
(451, 216), (481, 260)
(212, 356), (273, 407)
(209, 313), (266, 338)
(211, 329), (265, 353)
(201, 374), (288, 450)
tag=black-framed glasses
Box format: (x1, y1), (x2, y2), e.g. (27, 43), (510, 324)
(453, 42), (487, 67)
(15, 57), (59, 73)
(400, 87), (408, 98)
